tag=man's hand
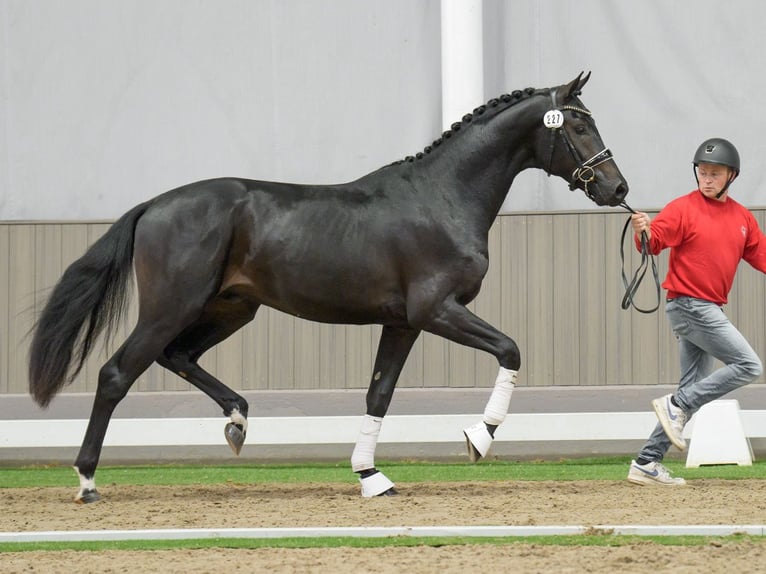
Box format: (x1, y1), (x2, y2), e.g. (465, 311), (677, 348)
(631, 211), (652, 239)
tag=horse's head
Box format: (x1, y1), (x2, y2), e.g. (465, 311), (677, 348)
(540, 72), (629, 206)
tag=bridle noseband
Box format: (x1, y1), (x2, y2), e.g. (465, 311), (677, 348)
(545, 89), (615, 201)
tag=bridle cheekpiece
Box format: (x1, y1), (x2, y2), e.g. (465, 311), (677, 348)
(544, 89), (615, 201)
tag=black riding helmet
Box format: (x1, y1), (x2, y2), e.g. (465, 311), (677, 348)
(692, 138), (739, 198)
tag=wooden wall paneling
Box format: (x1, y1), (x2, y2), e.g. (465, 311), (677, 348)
(604, 213), (635, 384)
(6, 211), (766, 395)
(7, 225), (36, 395)
(498, 215), (529, 387)
(292, 319), (318, 390)
(242, 308), (271, 390)
(315, 321), (346, 389)
(577, 213), (607, 385)
(552, 213), (580, 385)
(421, 332), (447, 388)
(344, 323), (375, 391)
(267, 310), (296, 389)
(398, 327), (424, 389)
(525, 215), (554, 386)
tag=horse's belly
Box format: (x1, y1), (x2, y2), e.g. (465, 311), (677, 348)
(282, 294), (406, 325)
(226, 246), (409, 325)
(260, 282), (407, 325)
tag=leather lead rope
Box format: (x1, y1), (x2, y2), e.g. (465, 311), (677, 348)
(619, 202), (661, 314)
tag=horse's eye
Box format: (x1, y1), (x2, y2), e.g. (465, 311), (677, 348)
(574, 124), (587, 135)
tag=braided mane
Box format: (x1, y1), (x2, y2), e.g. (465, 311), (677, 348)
(391, 87), (541, 166)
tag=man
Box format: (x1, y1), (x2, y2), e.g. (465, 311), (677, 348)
(627, 138), (766, 486)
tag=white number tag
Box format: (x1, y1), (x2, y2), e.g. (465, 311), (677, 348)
(543, 109), (564, 129)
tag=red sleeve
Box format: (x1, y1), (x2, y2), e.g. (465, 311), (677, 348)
(742, 211), (766, 273)
(634, 200), (685, 255)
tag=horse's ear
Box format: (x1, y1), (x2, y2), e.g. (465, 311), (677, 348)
(565, 71), (591, 99)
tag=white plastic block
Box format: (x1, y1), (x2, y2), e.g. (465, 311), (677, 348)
(686, 400), (753, 468)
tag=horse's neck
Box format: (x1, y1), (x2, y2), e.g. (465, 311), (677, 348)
(425, 97), (544, 230)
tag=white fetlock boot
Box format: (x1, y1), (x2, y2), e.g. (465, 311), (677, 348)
(464, 422), (494, 462)
(351, 414), (396, 497)
(359, 470), (396, 497)
(463, 367), (517, 462)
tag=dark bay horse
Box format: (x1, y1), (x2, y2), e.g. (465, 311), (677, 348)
(28, 73), (628, 502)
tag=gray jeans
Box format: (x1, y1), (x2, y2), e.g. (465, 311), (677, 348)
(637, 296), (763, 462)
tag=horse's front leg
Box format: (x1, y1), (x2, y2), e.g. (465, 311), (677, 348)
(463, 366), (517, 461)
(351, 326), (420, 497)
(422, 298), (521, 462)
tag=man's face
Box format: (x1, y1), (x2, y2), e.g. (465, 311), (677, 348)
(697, 162), (733, 201)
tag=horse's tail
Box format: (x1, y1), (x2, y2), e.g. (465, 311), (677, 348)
(28, 200), (153, 407)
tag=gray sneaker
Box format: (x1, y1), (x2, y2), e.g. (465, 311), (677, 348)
(651, 394), (688, 451)
(627, 459), (686, 486)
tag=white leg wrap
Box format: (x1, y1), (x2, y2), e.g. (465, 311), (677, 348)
(351, 414), (382, 472)
(463, 368), (518, 462)
(359, 471), (395, 497)
(483, 367), (517, 425)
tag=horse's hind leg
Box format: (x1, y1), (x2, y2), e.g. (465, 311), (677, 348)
(73, 263), (231, 502)
(157, 296), (259, 455)
(351, 326), (420, 497)
(73, 322), (186, 503)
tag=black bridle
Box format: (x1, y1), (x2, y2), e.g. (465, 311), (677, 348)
(545, 89), (615, 202)
(618, 201), (661, 314)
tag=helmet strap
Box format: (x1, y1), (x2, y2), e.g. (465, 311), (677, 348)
(694, 165), (737, 199)
(715, 171), (737, 199)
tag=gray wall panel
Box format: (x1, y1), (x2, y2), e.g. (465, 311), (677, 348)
(4, 211), (766, 397)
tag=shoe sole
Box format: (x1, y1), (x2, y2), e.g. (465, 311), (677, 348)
(651, 398), (687, 451)
(626, 475), (649, 486)
(627, 474), (685, 486)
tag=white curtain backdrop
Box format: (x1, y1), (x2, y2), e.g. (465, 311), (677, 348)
(489, 0), (766, 213)
(2, 0), (765, 219)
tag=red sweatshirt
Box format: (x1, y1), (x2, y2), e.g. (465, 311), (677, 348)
(635, 190), (766, 305)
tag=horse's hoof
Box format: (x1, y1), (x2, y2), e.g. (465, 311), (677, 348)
(379, 486), (398, 496)
(224, 422), (246, 455)
(463, 422), (493, 463)
(75, 488), (101, 504)
(466, 440), (483, 463)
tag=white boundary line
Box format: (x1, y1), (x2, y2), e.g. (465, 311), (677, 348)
(1, 524), (764, 542)
(2, 411), (766, 448)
